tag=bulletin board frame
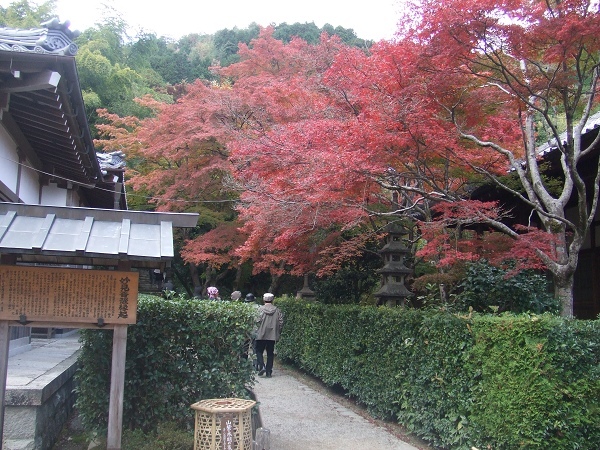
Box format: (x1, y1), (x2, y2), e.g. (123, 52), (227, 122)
(0, 265), (138, 326)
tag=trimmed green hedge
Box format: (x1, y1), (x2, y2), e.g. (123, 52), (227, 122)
(275, 299), (600, 449)
(75, 295), (257, 433)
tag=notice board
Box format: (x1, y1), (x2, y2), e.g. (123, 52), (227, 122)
(0, 265), (138, 325)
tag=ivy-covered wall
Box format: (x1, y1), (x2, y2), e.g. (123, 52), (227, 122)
(75, 295), (257, 433)
(275, 299), (600, 450)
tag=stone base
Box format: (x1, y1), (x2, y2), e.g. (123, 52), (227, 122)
(3, 439), (36, 450)
(4, 337), (80, 450)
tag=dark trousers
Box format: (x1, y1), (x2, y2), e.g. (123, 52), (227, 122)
(255, 339), (275, 374)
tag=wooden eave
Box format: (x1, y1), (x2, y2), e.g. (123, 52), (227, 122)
(0, 51), (102, 188)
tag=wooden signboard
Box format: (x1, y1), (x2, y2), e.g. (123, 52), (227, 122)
(0, 265), (138, 325)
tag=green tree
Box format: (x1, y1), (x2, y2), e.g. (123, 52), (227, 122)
(126, 32), (213, 84)
(0, 0), (55, 28)
(321, 23), (371, 47)
(273, 22), (322, 44)
(75, 18), (172, 132)
(213, 24), (260, 66)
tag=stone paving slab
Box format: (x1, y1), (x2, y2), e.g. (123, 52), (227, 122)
(3, 333), (81, 449)
(252, 365), (420, 450)
(7, 334), (81, 387)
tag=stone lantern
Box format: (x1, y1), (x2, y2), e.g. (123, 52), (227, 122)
(374, 223), (413, 307)
(296, 273), (316, 300)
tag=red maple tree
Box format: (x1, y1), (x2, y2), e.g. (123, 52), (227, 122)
(221, 29), (389, 280)
(94, 88), (245, 290)
(399, 0), (600, 316)
(226, 29), (509, 283)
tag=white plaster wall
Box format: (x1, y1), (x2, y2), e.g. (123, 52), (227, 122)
(18, 164), (40, 204)
(0, 125), (19, 194)
(40, 183), (67, 206)
(0, 124), (44, 204)
(67, 189), (82, 207)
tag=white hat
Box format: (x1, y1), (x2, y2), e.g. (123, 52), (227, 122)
(263, 293), (274, 302)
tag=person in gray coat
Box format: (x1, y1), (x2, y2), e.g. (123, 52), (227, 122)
(255, 293), (284, 377)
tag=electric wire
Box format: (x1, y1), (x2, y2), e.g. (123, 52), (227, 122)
(0, 153), (237, 205)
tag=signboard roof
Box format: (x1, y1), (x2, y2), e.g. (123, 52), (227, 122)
(0, 202), (198, 267)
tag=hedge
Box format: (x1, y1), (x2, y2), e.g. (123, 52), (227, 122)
(75, 295), (257, 433)
(275, 299), (600, 449)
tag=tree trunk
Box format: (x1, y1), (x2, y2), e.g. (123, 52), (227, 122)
(268, 274), (281, 295)
(268, 261), (286, 294)
(203, 266), (216, 292)
(554, 272), (574, 318)
(544, 223), (577, 318)
(233, 263), (243, 290)
(189, 264), (201, 286)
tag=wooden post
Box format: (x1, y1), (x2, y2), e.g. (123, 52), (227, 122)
(106, 324), (128, 450)
(254, 427), (271, 450)
(0, 320), (10, 446)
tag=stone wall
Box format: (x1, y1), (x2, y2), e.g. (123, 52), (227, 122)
(4, 351), (79, 450)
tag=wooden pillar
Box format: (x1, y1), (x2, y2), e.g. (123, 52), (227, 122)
(0, 257), (16, 446)
(255, 427), (271, 450)
(107, 260), (133, 449)
(106, 324), (128, 450)
(0, 320), (11, 446)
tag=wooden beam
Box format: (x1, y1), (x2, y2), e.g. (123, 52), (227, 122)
(107, 324), (127, 450)
(0, 70), (61, 93)
(0, 92), (9, 111)
(0, 254), (17, 265)
(118, 261), (132, 272)
(0, 320), (11, 446)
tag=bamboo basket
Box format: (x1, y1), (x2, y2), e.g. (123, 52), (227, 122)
(191, 398), (256, 450)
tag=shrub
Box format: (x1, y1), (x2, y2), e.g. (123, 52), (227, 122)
(75, 295), (257, 434)
(456, 260), (560, 314)
(313, 249), (382, 304)
(467, 315), (600, 449)
(276, 298), (600, 449)
(275, 301), (474, 447)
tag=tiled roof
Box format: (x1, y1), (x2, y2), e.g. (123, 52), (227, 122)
(0, 20), (102, 192)
(537, 110), (600, 155)
(97, 151), (126, 172)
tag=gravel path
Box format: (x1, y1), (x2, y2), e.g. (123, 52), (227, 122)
(252, 363), (424, 450)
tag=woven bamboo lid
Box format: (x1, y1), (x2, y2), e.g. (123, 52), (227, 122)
(191, 398), (256, 413)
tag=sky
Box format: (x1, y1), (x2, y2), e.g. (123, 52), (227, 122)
(48, 0), (403, 42)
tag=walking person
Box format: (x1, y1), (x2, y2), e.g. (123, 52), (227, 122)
(207, 286), (220, 300)
(255, 293), (284, 378)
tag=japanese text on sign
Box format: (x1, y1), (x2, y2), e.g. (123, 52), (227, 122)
(0, 266), (138, 324)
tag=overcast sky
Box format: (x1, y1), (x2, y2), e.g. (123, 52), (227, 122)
(47, 0), (403, 42)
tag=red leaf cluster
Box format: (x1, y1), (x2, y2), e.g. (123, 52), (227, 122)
(181, 222), (248, 269)
(417, 200), (558, 273)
